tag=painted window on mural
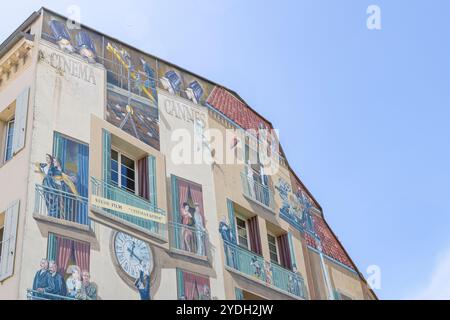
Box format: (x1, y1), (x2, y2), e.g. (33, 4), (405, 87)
(29, 233), (96, 300)
(111, 149), (136, 194)
(34, 133), (89, 226)
(3, 118), (14, 163)
(176, 269), (211, 300)
(171, 176), (207, 256)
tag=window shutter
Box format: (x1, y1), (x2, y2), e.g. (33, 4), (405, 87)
(0, 200), (20, 281)
(12, 87), (30, 154)
(102, 129), (111, 183)
(226, 199), (237, 244)
(176, 268), (185, 299)
(147, 155), (157, 206)
(47, 233), (57, 261)
(287, 232), (297, 270)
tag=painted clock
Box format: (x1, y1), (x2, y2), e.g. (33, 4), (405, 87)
(113, 232), (154, 280)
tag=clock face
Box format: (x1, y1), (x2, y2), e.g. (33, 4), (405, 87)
(114, 232), (153, 279)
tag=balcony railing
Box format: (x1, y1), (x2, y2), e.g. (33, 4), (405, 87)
(223, 241), (307, 299)
(34, 184), (92, 229)
(26, 289), (78, 300)
(169, 221), (208, 258)
(241, 172), (275, 210)
(90, 177), (167, 239)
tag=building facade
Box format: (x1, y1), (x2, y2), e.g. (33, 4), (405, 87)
(0, 8), (376, 300)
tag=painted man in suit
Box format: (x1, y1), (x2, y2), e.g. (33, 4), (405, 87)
(32, 258), (49, 299)
(134, 263), (151, 300)
(44, 261), (67, 299)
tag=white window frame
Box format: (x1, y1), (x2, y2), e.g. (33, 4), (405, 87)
(267, 232), (279, 264)
(111, 148), (138, 195)
(235, 215), (249, 250)
(3, 118), (15, 163)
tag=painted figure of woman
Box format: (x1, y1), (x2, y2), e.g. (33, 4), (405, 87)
(181, 202), (194, 252)
(66, 265), (82, 298)
(53, 158), (78, 222)
(35, 154), (60, 218)
(193, 203), (206, 256)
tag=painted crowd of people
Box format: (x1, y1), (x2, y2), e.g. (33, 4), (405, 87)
(32, 259), (97, 300)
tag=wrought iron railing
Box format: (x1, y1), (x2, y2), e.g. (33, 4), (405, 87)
(223, 241), (307, 299)
(241, 172), (275, 210)
(169, 221), (208, 257)
(34, 184), (92, 228)
(90, 177), (167, 239)
(26, 289), (78, 300)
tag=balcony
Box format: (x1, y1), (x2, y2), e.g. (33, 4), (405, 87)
(34, 184), (93, 231)
(241, 172), (275, 211)
(26, 289), (79, 300)
(90, 177), (167, 240)
(223, 241), (307, 299)
(169, 221), (208, 259)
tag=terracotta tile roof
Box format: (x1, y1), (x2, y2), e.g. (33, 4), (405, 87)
(206, 86), (271, 130)
(305, 215), (355, 270)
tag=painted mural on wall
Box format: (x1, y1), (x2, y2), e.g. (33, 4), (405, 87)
(30, 234), (97, 300)
(177, 269), (211, 300)
(275, 177), (315, 234)
(172, 176), (207, 256)
(113, 232), (153, 300)
(34, 133), (89, 225)
(106, 87), (160, 150)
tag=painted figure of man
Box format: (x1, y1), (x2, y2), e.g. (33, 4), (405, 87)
(77, 271), (97, 300)
(32, 258), (49, 299)
(44, 261), (67, 299)
(219, 216), (237, 268)
(193, 203), (206, 256)
(134, 263), (151, 300)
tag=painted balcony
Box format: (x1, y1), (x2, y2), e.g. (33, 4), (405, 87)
(223, 241), (307, 299)
(34, 184), (93, 230)
(241, 172), (275, 211)
(169, 221), (208, 259)
(90, 177), (167, 240)
(26, 289), (79, 300)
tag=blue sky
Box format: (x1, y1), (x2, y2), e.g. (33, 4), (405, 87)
(2, 0), (450, 299)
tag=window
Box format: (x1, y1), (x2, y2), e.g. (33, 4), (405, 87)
(236, 216), (249, 249)
(3, 118), (14, 163)
(111, 149), (136, 193)
(267, 234), (279, 264)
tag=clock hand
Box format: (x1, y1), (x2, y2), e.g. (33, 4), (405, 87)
(127, 247), (143, 264)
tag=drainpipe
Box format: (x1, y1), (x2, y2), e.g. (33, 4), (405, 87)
(315, 237), (335, 300)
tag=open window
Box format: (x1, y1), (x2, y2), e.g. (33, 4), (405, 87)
(0, 87), (29, 165)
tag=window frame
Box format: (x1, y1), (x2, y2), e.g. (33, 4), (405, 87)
(235, 215), (249, 250)
(111, 147), (138, 195)
(267, 232), (279, 264)
(3, 117), (15, 163)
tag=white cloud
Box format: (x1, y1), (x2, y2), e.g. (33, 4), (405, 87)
(414, 247), (450, 300)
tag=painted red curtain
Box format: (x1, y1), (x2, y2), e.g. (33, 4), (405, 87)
(183, 271), (210, 300)
(138, 157), (149, 200)
(177, 179), (190, 222)
(247, 216), (262, 255)
(56, 236), (90, 275)
(277, 233), (292, 270)
(74, 241), (90, 272)
(189, 184), (205, 222)
(56, 236), (73, 275)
